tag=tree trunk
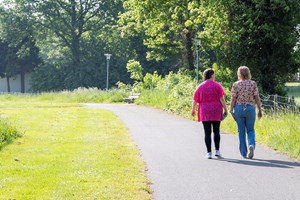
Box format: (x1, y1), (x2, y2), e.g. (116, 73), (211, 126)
(185, 32), (195, 70)
(6, 76), (10, 93)
(20, 71), (25, 93)
(70, 0), (82, 79)
(71, 35), (80, 67)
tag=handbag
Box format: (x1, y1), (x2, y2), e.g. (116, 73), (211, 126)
(222, 112), (228, 121)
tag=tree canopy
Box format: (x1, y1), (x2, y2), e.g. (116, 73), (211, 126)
(0, 0), (299, 94)
(220, 0), (300, 94)
(0, 6), (41, 92)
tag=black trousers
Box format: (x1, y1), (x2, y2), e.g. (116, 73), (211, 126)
(202, 121), (221, 153)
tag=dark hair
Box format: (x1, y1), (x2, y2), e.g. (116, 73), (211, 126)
(203, 68), (214, 81)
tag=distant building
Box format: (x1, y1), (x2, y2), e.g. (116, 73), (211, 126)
(0, 73), (32, 93)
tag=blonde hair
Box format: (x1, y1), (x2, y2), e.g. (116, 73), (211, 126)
(238, 66), (251, 80)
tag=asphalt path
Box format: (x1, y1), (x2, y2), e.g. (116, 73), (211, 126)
(86, 103), (300, 200)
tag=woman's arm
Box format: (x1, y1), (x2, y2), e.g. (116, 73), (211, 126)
(191, 101), (197, 116)
(230, 95), (236, 120)
(254, 95), (262, 119)
(229, 83), (236, 117)
(230, 96), (236, 113)
(220, 96), (228, 113)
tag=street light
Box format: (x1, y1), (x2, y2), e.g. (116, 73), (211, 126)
(194, 38), (201, 84)
(104, 53), (112, 90)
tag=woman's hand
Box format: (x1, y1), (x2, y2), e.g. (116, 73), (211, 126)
(191, 101), (197, 117)
(191, 109), (196, 116)
(230, 110), (236, 121)
(258, 110), (262, 119)
(222, 111), (228, 121)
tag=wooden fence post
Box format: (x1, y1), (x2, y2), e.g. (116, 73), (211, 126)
(291, 96), (295, 112)
(274, 95), (277, 113)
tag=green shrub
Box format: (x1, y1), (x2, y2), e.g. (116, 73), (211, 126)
(143, 71), (162, 89)
(126, 59), (143, 81)
(165, 74), (196, 117)
(0, 119), (23, 149)
(136, 70), (197, 118)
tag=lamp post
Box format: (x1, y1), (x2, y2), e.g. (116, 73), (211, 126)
(104, 53), (112, 90)
(194, 38), (201, 84)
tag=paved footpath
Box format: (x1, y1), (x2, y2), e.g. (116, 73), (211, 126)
(86, 104), (300, 200)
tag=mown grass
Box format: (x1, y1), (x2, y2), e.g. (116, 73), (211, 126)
(0, 97), (150, 199)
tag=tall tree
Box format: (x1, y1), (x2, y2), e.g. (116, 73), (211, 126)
(119, 0), (228, 71)
(220, 0), (300, 94)
(120, 0), (196, 70)
(16, 0), (122, 84)
(0, 6), (41, 92)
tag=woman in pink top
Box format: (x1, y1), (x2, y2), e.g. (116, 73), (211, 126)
(192, 69), (228, 159)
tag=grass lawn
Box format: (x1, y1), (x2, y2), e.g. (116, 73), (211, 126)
(0, 100), (150, 199)
(286, 82), (300, 105)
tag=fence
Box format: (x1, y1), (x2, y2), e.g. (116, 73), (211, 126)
(260, 94), (299, 113)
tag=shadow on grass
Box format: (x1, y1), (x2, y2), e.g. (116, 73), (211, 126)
(217, 157), (300, 169)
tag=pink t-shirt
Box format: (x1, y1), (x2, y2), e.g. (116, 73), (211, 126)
(193, 80), (225, 122)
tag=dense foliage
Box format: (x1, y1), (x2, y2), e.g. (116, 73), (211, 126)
(0, 7), (41, 92)
(0, 0), (299, 94)
(220, 0), (300, 94)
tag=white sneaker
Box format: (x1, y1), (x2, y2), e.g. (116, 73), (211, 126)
(215, 150), (223, 158)
(206, 152), (212, 159)
(248, 146), (254, 159)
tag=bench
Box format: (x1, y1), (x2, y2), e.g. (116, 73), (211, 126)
(124, 93), (140, 104)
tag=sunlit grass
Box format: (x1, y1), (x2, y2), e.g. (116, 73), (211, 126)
(286, 82), (300, 105)
(135, 89), (169, 109)
(0, 87), (128, 103)
(221, 111), (300, 160)
(0, 99), (150, 199)
(286, 82), (300, 87)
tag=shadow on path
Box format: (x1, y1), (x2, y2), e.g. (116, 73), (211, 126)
(217, 157), (300, 168)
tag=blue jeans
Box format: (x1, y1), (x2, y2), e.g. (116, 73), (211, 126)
(234, 104), (256, 157)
